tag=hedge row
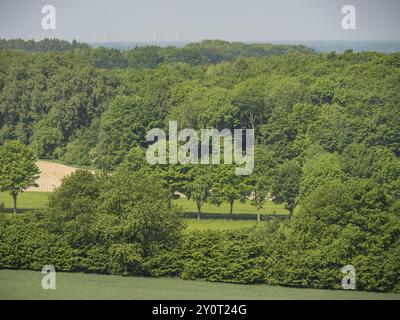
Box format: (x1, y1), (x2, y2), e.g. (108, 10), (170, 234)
(0, 211), (399, 293)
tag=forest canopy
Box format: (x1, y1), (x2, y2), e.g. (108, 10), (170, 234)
(0, 39), (398, 168)
(0, 38), (315, 68)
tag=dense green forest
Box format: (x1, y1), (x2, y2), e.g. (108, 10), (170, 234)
(0, 38), (314, 69)
(0, 39), (399, 293)
(0, 39), (398, 166)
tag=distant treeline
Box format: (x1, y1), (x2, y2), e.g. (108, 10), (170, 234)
(85, 40), (315, 69)
(0, 38), (315, 68)
(0, 38), (90, 52)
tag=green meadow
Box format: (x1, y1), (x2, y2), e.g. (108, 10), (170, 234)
(185, 219), (258, 231)
(1, 270), (399, 300)
(0, 192), (49, 210)
(174, 197), (288, 216)
(0, 192), (288, 214)
(0, 192), (287, 231)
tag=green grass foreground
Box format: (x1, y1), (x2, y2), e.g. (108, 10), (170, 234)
(1, 270), (399, 300)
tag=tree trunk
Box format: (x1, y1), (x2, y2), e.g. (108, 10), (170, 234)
(257, 207), (260, 223)
(289, 207), (294, 220)
(12, 192), (17, 214)
(196, 202), (201, 220)
(250, 117), (257, 143)
(229, 200), (234, 218)
(288, 200), (297, 218)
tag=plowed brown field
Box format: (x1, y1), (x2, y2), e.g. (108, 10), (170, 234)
(27, 161), (84, 192)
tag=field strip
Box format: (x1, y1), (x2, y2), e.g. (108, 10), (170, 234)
(27, 160), (89, 192)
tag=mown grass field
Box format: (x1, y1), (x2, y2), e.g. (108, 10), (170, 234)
(0, 192), (288, 214)
(0, 192), (286, 230)
(185, 219), (258, 231)
(174, 197), (288, 215)
(1, 270), (398, 300)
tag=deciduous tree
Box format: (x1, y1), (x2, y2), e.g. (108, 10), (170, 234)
(0, 141), (40, 213)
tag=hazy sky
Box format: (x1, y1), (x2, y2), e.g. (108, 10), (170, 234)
(0, 0), (399, 42)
